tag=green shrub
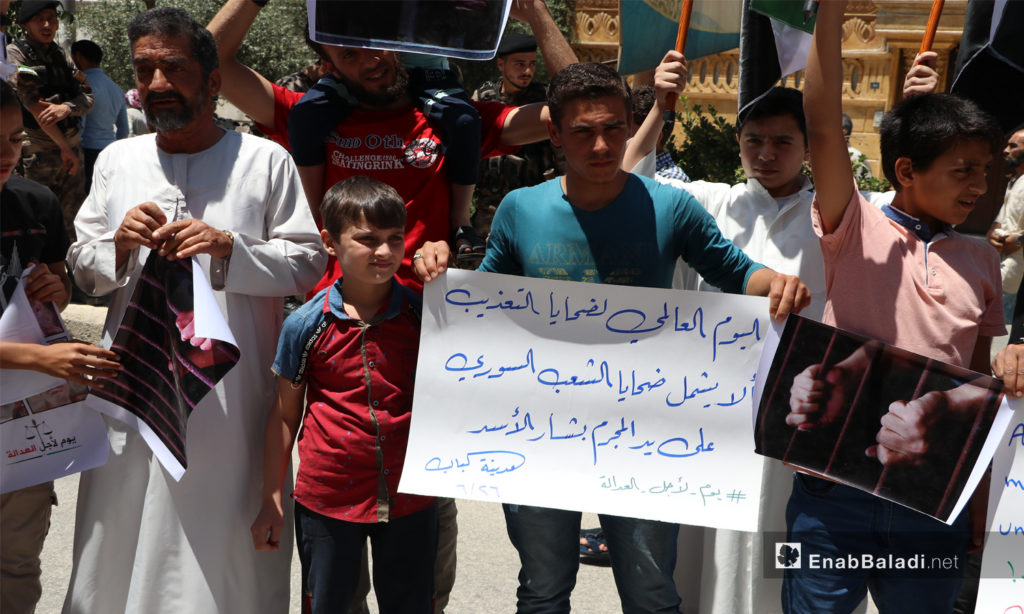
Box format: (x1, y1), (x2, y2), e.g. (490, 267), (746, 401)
(665, 103), (743, 184)
(73, 0), (311, 92)
(852, 154), (892, 192)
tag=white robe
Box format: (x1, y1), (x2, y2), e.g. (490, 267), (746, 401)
(638, 154), (878, 614)
(63, 131), (325, 614)
(669, 176), (826, 322)
(659, 176), (812, 614)
(995, 176), (1024, 293)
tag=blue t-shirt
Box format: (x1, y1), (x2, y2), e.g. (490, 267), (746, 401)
(80, 67), (128, 150)
(479, 174), (763, 291)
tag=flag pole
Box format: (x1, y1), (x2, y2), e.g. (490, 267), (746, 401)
(663, 0), (695, 119)
(919, 0), (945, 54)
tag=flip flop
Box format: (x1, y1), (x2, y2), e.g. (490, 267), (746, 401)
(453, 225), (486, 269)
(579, 528), (611, 566)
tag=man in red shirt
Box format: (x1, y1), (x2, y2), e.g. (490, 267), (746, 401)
(208, 0), (576, 295)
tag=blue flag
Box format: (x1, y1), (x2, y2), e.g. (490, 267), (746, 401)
(618, 0), (741, 75)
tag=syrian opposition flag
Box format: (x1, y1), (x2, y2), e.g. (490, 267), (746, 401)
(618, 0), (741, 75)
(738, 0), (815, 120)
(950, 0), (1024, 133)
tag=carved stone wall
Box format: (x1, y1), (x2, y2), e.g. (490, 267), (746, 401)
(572, 0), (619, 64)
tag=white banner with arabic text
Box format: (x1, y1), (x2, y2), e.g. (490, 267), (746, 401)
(400, 269), (771, 530)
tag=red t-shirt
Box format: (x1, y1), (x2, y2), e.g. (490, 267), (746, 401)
(274, 280), (431, 522)
(260, 84), (517, 294)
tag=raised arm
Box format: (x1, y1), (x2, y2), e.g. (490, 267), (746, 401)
(207, 0), (277, 127)
(510, 0), (577, 75)
(622, 50), (687, 172)
(804, 0), (853, 234)
(500, 0), (578, 146)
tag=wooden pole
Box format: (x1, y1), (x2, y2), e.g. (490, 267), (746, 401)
(919, 0), (946, 54)
(663, 0), (695, 118)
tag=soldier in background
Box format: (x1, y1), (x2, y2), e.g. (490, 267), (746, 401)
(471, 33), (563, 239)
(6, 0), (92, 241)
(274, 59), (328, 93)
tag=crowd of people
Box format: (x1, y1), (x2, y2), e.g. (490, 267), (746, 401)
(0, 0), (1021, 613)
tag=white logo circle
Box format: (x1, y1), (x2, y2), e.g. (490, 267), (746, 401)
(403, 138), (440, 169)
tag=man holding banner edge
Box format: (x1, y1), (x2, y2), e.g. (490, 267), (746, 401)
(414, 59), (811, 613)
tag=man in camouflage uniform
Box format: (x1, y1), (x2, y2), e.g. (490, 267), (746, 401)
(471, 33), (563, 238)
(274, 59), (327, 93)
(6, 0), (92, 241)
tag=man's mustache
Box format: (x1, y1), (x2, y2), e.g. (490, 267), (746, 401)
(145, 92), (188, 107)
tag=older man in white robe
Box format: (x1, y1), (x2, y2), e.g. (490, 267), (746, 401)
(63, 8), (324, 613)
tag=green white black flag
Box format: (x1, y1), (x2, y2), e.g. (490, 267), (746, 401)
(739, 0), (814, 119)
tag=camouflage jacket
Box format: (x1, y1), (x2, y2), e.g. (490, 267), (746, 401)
(6, 38), (92, 143)
(275, 64), (321, 93)
(471, 80), (564, 234)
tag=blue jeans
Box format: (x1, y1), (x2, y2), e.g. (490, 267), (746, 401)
(782, 474), (968, 614)
(503, 504), (681, 614)
(295, 501), (438, 614)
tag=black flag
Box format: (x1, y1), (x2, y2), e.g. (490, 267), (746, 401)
(950, 0), (1024, 133)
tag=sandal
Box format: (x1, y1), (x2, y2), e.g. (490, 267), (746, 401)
(452, 225), (485, 268)
(579, 528), (611, 566)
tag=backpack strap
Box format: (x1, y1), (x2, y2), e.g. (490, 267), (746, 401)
(292, 311), (335, 386)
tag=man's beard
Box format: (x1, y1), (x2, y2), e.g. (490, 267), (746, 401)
(504, 74), (528, 92)
(143, 87), (208, 133)
(338, 62), (409, 108)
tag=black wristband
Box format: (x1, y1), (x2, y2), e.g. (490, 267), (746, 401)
(251, 0), (269, 7)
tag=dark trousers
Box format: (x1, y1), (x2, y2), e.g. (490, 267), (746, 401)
(295, 500), (438, 614)
(503, 503), (681, 614)
(782, 473), (968, 614)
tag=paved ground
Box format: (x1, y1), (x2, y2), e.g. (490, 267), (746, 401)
(37, 475), (621, 613)
(37, 305), (623, 613)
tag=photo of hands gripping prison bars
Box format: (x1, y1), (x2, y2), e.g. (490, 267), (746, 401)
(755, 315), (1006, 522)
